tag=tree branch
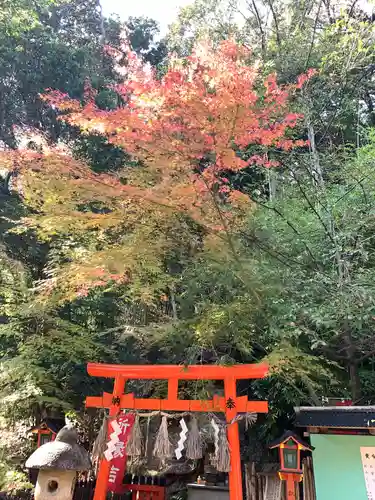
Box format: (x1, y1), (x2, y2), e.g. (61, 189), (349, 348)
(288, 169), (336, 244)
(245, 0), (266, 57)
(263, 0), (281, 50)
(251, 196), (322, 269)
(305, 0), (323, 70)
(357, 348), (375, 364)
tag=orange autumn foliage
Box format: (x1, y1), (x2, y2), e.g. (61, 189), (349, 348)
(43, 40), (312, 226)
(6, 39), (313, 301)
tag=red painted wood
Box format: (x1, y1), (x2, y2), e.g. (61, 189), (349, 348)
(168, 378), (178, 405)
(123, 485), (165, 492)
(87, 362), (268, 380)
(286, 475), (296, 499)
(121, 484), (165, 500)
(86, 393), (268, 413)
(93, 376), (125, 500)
(225, 377), (243, 500)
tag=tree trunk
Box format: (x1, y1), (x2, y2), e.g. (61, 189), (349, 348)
(170, 288), (178, 320)
(343, 323), (361, 401)
(97, 0), (106, 45)
(267, 168), (277, 201)
(364, 90), (375, 126)
(0, 87), (17, 149)
(348, 361), (361, 402)
(306, 117), (324, 187)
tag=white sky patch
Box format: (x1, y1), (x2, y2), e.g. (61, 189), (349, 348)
(101, 0), (192, 35)
(101, 0), (374, 38)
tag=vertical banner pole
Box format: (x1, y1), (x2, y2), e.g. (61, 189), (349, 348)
(225, 377), (243, 500)
(94, 376), (125, 500)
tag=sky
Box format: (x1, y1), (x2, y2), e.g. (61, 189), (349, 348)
(101, 0), (192, 35)
(101, 0), (375, 38)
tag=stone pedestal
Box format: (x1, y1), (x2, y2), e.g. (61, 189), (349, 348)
(35, 469), (76, 500)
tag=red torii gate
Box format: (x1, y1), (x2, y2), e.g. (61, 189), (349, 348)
(86, 362), (269, 500)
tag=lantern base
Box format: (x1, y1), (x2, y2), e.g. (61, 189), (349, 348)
(278, 472), (303, 483)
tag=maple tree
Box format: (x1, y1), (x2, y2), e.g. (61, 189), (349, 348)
(5, 39), (313, 302)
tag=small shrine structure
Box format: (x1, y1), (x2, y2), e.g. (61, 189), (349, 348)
(30, 418), (65, 448)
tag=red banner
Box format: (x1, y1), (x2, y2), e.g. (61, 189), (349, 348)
(105, 413), (135, 492)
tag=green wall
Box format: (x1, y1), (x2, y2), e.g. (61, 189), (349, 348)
(311, 434), (375, 500)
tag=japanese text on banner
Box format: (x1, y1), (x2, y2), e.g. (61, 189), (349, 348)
(105, 413), (135, 493)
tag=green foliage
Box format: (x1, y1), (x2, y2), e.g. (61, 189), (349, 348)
(247, 132), (375, 402)
(72, 133), (128, 172)
(166, 0), (241, 55)
(0, 421), (34, 493)
(125, 16), (167, 67)
(0, 312), (99, 418)
(0, 462), (33, 495)
(0, 0), (118, 148)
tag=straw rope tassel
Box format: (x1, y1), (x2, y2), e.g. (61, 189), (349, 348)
(126, 414), (143, 456)
(216, 426), (231, 472)
(186, 416), (203, 460)
(153, 415), (173, 459)
(92, 415), (109, 461)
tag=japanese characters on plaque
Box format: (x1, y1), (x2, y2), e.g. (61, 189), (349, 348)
(105, 413), (135, 492)
(360, 447), (375, 499)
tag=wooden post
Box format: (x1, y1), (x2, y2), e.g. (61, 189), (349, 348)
(286, 474), (296, 500)
(93, 376), (125, 500)
(224, 377), (243, 500)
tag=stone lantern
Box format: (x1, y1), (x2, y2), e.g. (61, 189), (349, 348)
(26, 425), (91, 500)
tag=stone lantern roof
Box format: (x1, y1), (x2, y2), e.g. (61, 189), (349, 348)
(26, 425), (91, 471)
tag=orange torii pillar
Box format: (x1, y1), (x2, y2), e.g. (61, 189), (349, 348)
(85, 363), (269, 500)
